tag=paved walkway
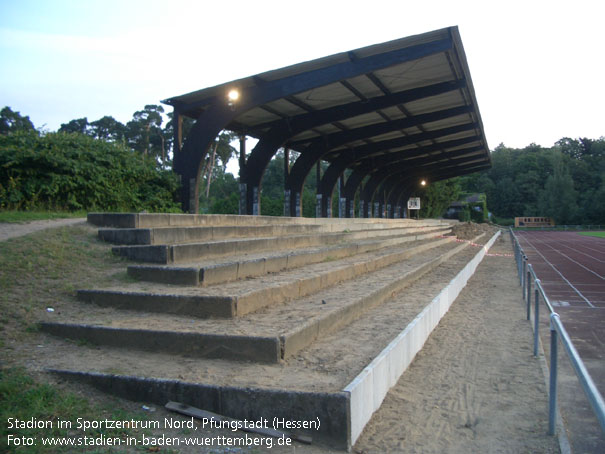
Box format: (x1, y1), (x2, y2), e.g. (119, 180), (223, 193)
(0, 218), (87, 242)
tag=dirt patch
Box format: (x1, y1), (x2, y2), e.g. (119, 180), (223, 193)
(449, 221), (497, 240)
(0, 218), (86, 242)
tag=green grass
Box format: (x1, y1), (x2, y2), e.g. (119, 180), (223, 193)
(0, 368), (147, 453)
(0, 210), (87, 223)
(0, 226), (164, 453)
(0, 225), (124, 336)
(579, 231), (605, 238)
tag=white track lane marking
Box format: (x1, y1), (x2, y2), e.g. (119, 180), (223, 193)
(529, 236), (605, 280)
(543, 238), (605, 263)
(520, 234), (596, 308)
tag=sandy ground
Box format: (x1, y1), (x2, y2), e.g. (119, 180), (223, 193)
(0, 217), (87, 241)
(353, 232), (560, 454)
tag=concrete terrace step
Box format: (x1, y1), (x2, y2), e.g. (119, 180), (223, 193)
(97, 221), (446, 246)
(111, 225), (449, 264)
(126, 228), (452, 286)
(38, 221), (499, 450)
(40, 237), (478, 364)
(77, 236), (455, 318)
(88, 212), (450, 229)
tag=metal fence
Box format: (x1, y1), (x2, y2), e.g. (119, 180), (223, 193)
(513, 225), (604, 231)
(509, 228), (605, 436)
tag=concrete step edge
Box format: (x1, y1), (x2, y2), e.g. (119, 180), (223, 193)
(98, 223), (447, 245)
(88, 211), (450, 229)
(279, 233), (481, 358)
(126, 228), (452, 286)
(79, 236), (455, 318)
(39, 322), (280, 363)
(111, 226), (451, 264)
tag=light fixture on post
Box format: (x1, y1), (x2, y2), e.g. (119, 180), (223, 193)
(227, 89), (240, 109)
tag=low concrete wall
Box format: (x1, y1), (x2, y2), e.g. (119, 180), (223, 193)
(344, 230), (501, 445)
(48, 369), (351, 450)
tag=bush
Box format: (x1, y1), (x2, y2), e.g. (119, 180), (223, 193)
(493, 216), (514, 226)
(457, 207), (471, 222)
(0, 131), (180, 212)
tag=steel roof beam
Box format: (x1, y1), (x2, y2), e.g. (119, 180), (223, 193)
(175, 38), (453, 213)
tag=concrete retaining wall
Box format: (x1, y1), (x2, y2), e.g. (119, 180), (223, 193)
(48, 369), (351, 450)
(344, 230), (501, 445)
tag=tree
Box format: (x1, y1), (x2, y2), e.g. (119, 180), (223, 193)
(126, 104), (165, 159)
(163, 112), (195, 154)
(89, 116), (126, 142)
(490, 177), (523, 218)
(58, 118), (89, 134)
(199, 131), (238, 199)
(0, 107), (36, 134)
(0, 130), (180, 212)
(538, 161), (578, 224)
(418, 178), (461, 218)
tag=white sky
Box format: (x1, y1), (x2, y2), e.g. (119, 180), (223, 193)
(1, 0), (604, 152)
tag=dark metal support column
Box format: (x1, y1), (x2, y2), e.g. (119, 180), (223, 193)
(339, 176), (346, 218)
(315, 161), (322, 218)
(344, 169), (367, 218)
(239, 136), (247, 215)
(283, 148), (290, 216)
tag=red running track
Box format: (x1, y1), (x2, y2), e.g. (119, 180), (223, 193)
(516, 231), (605, 395)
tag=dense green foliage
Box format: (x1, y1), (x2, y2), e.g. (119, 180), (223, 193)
(0, 131), (180, 212)
(3, 105), (603, 222)
(458, 138), (605, 224)
(203, 150), (320, 217)
(418, 179), (462, 219)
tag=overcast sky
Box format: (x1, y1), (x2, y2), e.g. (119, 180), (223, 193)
(1, 0), (603, 151)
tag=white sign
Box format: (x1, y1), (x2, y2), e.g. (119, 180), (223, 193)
(407, 197), (421, 210)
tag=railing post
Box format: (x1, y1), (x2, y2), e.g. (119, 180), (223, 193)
(526, 264), (532, 320)
(549, 313), (559, 436)
(517, 247), (523, 284)
(522, 256), (527, 301)
(534, 281), (540, 357)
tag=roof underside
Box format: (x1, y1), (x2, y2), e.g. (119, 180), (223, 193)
(164, 26), (490, 180)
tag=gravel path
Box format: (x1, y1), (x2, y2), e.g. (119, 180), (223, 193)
(0, 218), (87, 242)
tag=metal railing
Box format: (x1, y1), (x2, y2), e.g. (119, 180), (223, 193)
(513, 224), (603, 231)
(510, 228), (605, 436)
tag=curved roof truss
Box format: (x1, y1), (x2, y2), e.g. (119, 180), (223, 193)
(164, 26), (490, 216)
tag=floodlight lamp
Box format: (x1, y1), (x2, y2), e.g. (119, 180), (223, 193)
(420, 179), (427, 187)
(227, 89), (240, 102)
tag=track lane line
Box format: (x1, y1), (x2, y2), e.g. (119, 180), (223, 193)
(520, 234), (596, 308)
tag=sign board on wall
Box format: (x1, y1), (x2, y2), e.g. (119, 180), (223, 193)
(407, 197), (421, 210)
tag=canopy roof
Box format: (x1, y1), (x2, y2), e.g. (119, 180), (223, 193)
(164, 26), (490, 215)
